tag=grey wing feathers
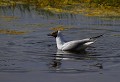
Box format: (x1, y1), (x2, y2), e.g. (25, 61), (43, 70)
(62, 39), (92, 50)
(62, 34), (103, 51)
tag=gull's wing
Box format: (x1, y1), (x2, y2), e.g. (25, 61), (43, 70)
(60, 34), (103, 51)
(61, 38), (93, 51)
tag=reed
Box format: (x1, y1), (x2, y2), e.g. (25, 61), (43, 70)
(81, 0), (120, 7)
(0, 0), (119, 7)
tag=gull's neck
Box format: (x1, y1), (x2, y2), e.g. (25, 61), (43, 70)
(56, 31), (65, 50)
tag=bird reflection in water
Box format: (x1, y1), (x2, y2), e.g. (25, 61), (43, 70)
(49, 58), (62, 70)
(48, 50), (103, 72)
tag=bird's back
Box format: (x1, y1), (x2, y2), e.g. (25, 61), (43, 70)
(61, 38), (93, 51)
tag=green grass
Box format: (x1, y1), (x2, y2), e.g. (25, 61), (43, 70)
(0, 0), (120, 16)
(0, 0), (119, 7)
(78, 0), (120, 7)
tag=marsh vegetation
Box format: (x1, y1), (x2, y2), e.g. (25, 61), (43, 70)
(0, 1), (120, 82)
(0, 0), (120, 16)
(0, 0), (120, 7)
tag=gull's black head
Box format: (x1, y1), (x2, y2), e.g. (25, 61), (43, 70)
(47, 31), (58, 38)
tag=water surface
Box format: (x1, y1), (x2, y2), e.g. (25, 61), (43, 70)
(0, 5), (120, 82)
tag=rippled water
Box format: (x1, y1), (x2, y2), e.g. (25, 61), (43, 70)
(0, 5), (120, 82)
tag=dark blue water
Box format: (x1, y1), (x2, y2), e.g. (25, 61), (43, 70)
(0, 5), (120, 82)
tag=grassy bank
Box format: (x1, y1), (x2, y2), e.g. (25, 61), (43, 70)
(0, 0), (120, 7)
(80, 0), (120, 7)
(0, 0), (120, 16)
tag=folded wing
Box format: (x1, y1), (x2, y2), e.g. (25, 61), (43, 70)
(62, 38), (94, 51)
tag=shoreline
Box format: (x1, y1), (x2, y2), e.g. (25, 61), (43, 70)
(43, 3), (120, 17)
(0, 1), (120, 17)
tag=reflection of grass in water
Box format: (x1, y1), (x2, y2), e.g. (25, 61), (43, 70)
(0, 16), (19, 22)
(22, 23), (55, 28)
(112, 34), (120, 37)
(0, 29), (27, 35)
(101, 16), (120, 20)
(24, 24), (45, 27)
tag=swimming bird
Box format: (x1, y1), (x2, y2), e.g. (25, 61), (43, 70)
(48, 31), (103, 51)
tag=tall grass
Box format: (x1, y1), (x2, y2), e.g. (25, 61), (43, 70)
(0, 0), (69, 7)
(79, 0), (120, 7)
(0, 0), (120, 7)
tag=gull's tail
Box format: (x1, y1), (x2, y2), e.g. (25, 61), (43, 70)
(90, 34), (104, 40)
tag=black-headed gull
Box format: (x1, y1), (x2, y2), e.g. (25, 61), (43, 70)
(48, 31), (103, 51)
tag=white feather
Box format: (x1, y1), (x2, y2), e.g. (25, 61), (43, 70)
(55, 31), (95, 51)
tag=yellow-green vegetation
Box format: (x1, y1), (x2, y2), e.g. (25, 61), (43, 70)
(112, 34), (120, 37)
(0, 16), (19, 22)
(0, 0), (119, 7)
(80, 0), (120, 7)
(0, 29), (27, 35)
(0, 0), (16, 6)
(50, 25), (74, 31)
(0, 0), (120, 16)
(50, 26), (66, 31)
